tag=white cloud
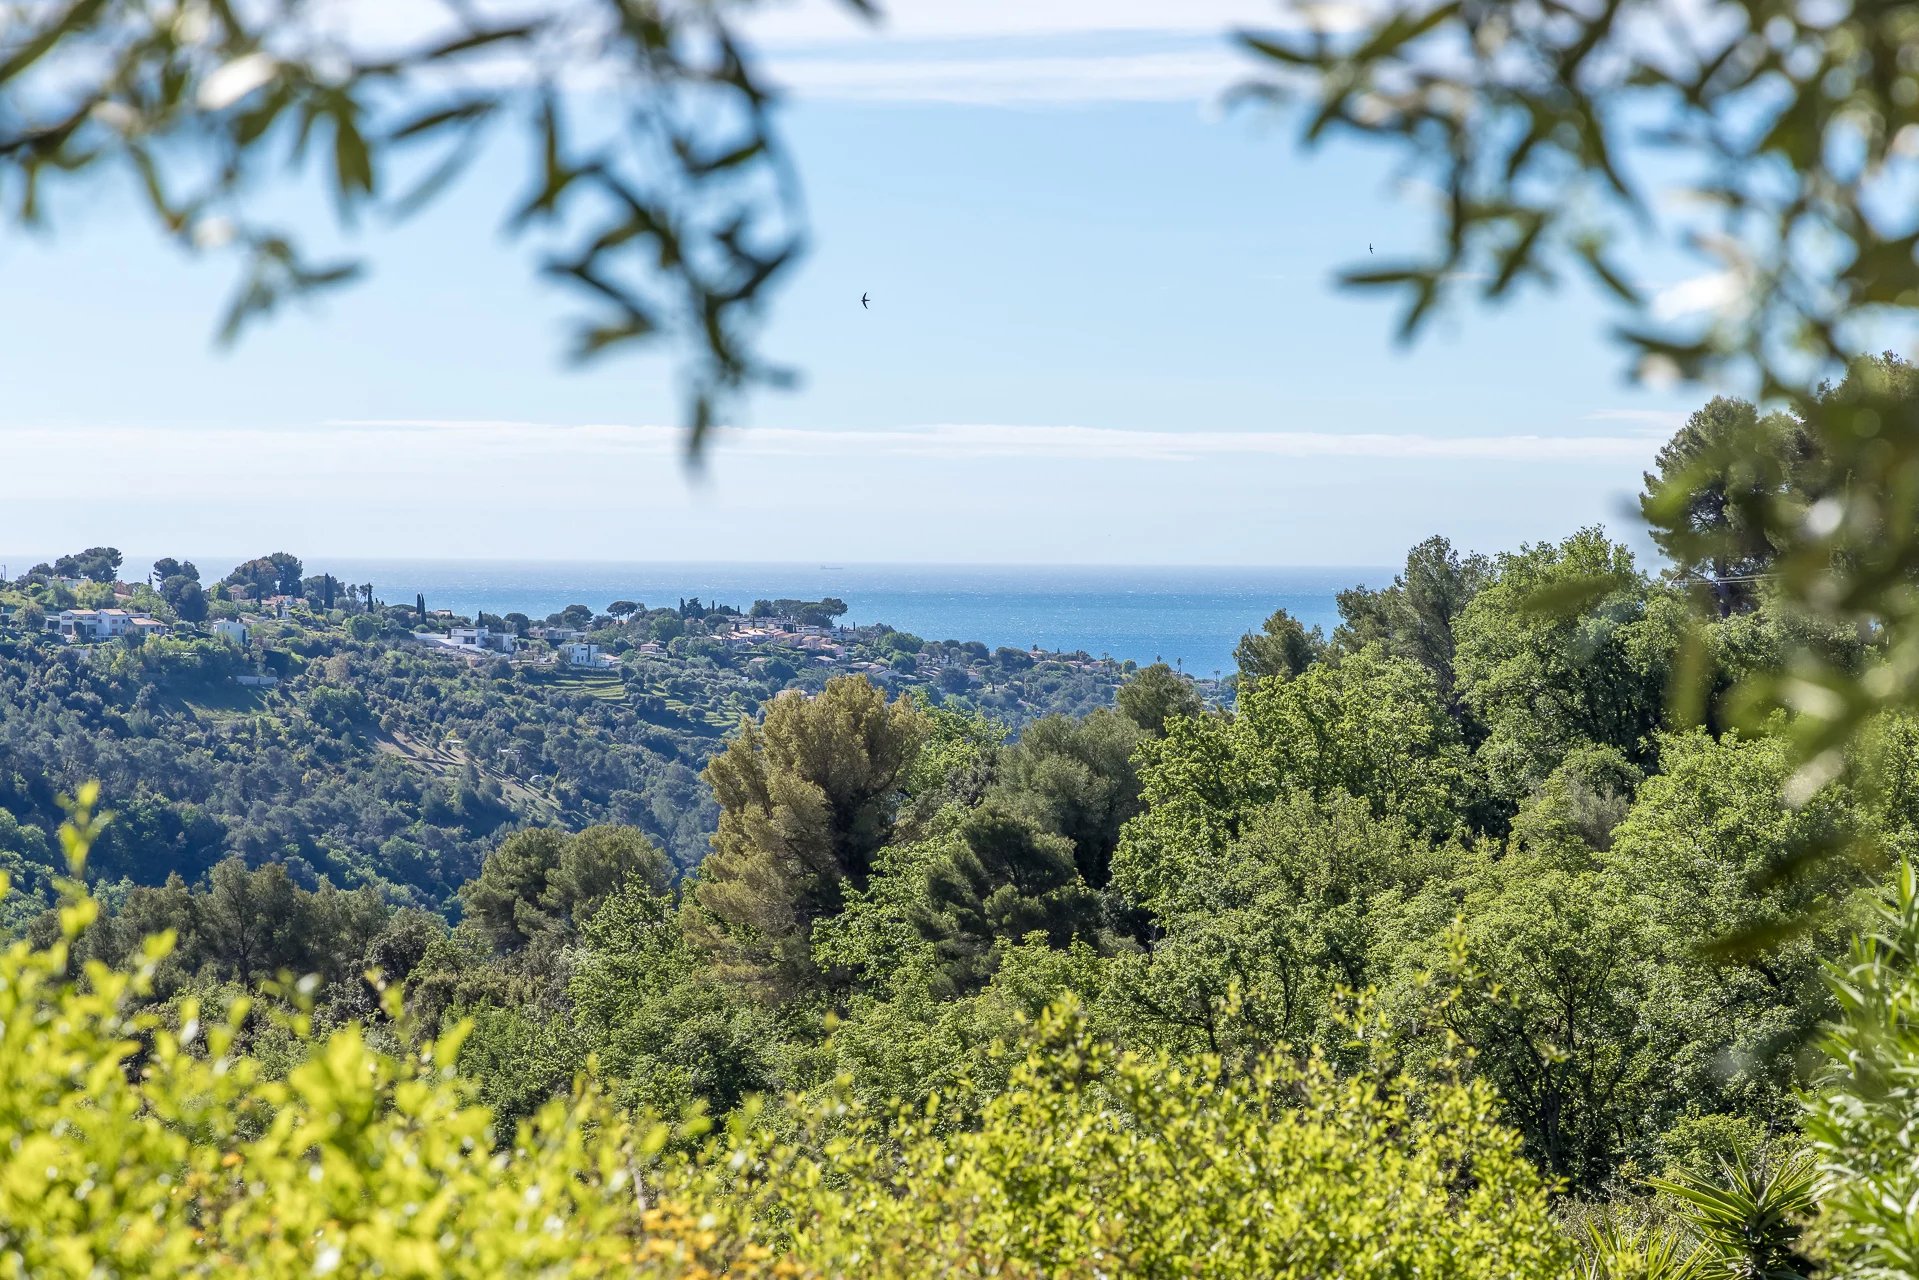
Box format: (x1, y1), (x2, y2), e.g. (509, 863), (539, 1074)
(327, 418), (1654, 462)
(314, 0), (1349, 50)
(0, 418), (1657, 469)
(267, 0), (1371, 107)
(1651, 271), (1743, 322)
(748, 0), (1374, 105)
(743, 1), (1295, 46)
(0, 421), (1656, 562)
(769, 49), (1247, 105)
(0, 416), (1657, 563)
(1584, 408), (1688, 433)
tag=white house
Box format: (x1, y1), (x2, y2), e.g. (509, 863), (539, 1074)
(449, 625), (518, 654)
(48, 608), (98, 641)
(560, 641), (616, 669)
(213, 619), (249, 647)
(44, 607), (165, 643)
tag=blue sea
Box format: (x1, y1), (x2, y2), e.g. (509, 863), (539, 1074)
(289, 562), (1394, 677)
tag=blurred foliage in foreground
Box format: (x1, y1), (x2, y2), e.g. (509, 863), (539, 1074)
(0, 0), (877, 452)
(1249, 2), (1919, 803)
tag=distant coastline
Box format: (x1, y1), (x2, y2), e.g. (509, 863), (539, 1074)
(1, 558), (1395, 674)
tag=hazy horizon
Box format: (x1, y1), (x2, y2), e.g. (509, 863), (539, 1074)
(2, 552), (1407, 573)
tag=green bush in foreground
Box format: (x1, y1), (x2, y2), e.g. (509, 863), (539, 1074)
(1803, 861), (1919, 1279)
(720, 1002), (1572, 1278)
(1, 790), (1574, 1277)
(21, 789), (1919, 1279)
(0, 802), (755, 1279)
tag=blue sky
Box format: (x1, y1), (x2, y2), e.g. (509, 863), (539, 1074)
(0, 0), (1716, 567)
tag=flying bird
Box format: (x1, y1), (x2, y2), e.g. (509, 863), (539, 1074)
(1368, 244), (1373, 253)
(860, 293), (869, 309)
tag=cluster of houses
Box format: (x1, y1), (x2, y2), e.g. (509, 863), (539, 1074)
(719, 617), (836, 641)
(414, 624), (616, 670)
(448, 625), (518, 654)
(720, 621), (845, 662)
(0, 601), (259, 650)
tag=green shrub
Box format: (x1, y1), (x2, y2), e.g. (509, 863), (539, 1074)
(0, 790), (1575, 1278)
(1802, 861), (1919, 1279)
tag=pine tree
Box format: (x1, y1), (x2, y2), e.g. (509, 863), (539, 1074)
(686, 677), (928, 998)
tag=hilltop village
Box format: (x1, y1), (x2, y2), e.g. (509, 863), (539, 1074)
(0, 548), (1171, 892)
(5, 557), (1153, 722)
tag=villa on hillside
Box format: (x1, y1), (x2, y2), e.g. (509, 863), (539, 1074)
(425, 625), (520, 656)
(212, 619), (249, 647)
(560, 641), (617, 670)
(49, 608), (97, 641)
(45, 607), (168, 643)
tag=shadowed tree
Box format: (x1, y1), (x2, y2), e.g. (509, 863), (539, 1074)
(911, 806), (1105, 998)
(462, 825), (672, 954)
(172, 582), (208, 623)
(222, 552), (302, 599)
(1334, 536), (1489, 703)
(989, 709), (1141, 889)
(151, 558), (197, 584)
(1639, 397), (1816, 616)
(53, 547), (122, 584)
(1234, 608), (1325, 684)
(1116, 663), (1203, 738)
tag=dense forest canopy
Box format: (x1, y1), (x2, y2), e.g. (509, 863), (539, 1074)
(0, 561), (1140, 907)
(13, 0), (1919, 1264)
(5, 373), (1919, 1274)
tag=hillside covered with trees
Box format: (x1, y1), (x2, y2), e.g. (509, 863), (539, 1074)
(0, 567), (1138, 910)
(13, 0), (1919, 1267)
(6, 368), (1918, 1276)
